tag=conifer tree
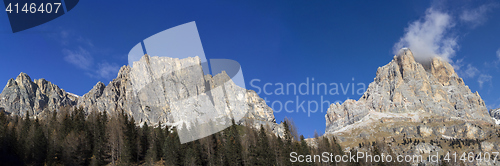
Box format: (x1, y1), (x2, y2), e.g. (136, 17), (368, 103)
(32, 118), (47, 164)
(282, 120), (293, 165)
(213, 132), (225, 165)
(90, 111), (107, 166)
(275, 135), (284, 165)
(164, 126), (182, 165)
(20, 111), (31, 162)
(154, 122), (165, 160)
(299, 135), (309, 156)
(140, 122), (150, 160)
(256, 124), (274, 166)
(224, 119), (243, 166)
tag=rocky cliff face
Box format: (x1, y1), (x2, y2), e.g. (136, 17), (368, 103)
(74, 55), (280, 137)
(0, 55), (281, 138)
(325, 48), (493, 133)
(75, 55), (282, 141)
(321, 49), (500, 165)
(0, 73), (77, 116)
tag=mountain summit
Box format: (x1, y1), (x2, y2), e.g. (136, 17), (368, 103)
(0, 55), (282, 139)
(77, 55), (278, 128)
(326, 48), (494, 133)
(320, 48), (500, 164)
(0, 72), (77, 115)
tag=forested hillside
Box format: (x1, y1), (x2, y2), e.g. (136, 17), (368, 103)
(0, 107), (347, 166)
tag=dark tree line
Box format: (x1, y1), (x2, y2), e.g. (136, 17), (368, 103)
(0, 108), (350, 166)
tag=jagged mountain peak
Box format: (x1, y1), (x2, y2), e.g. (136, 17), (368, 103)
(0, 55), (282, 139)
(389, 48), (462, 86)
(77, 55), (282, 137)
(394, 48), (416, 64)
(0, 73), (77, 116)
(326, 48), (492, 133)
(14, 72), (35, 90)
(15, 72), (31, 81)
(6, 78), (16, 87)
(95, 81), (105, 87)
(117, 65), (130, 79)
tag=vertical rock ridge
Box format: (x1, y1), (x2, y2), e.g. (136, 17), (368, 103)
(75, 54), (280, 135)
(325, 48), (493, 133)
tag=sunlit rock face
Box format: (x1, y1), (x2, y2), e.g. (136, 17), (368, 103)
(0, 72), (77, 116)
(0, 55), (282, 139)
(76, 55), (282, 136)
(325, 48), (492, 133)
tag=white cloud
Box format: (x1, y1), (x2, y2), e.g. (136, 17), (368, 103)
(460, 4), (496, 28)
(487, 98), (500, 110)
(451, 58), (464, 70)
(63, 47), (93, 70)
(453, 59), (482, 79)
(497, 48), (500, 60)
(56, 29), (119, 79)
(478, 74), (492, 88)
(95, 62), (120, 79)
(393, 8), (457, 63)
(463, 64), (479, 78)
(481, 48), (500, 69)
(77, 36), (94, 48)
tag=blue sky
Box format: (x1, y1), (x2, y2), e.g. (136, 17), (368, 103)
(1, 0), (500, 137)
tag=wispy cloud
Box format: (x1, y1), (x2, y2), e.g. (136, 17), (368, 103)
(95, 62), (120, 79)
(497, 48), (500, 61)
(482, 48), (500, 71)
(486, 98), (500, 110)
(77, 36), (94, 48)
(478, 74), (492, 88)
(394, 2), (498, 92)
(393, 8), (457, 63)
(454, 59), (482, 79)
(393, 1), (498, 107)
(451, 58), (464, 70)
(63, 47), (93, 70)
(460, 4), (497, 28)
(55, 29), (119, 79)
(59, 30), (70, 45)
(463, 64), (479, 78)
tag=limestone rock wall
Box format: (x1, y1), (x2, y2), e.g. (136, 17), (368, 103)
(325, 48), (493, 133)
(0, 55), (281, 135)
(75, 55), (279, 131)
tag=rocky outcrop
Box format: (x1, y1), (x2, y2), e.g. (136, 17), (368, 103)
(327, 114), (500, 165)
(491, 108), (500, 125)
(491, 108), (500, 119)
(321, 49), (500, 165)
(325, 48), (493, 133)
(0, 55), (281, 139)
(75, 55), (281, 136)
(0, 73), (77, 116)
